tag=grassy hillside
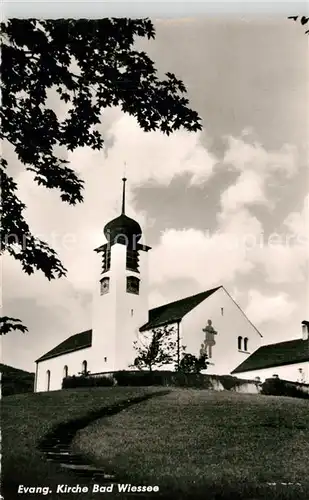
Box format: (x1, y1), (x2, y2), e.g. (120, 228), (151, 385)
(2, 387), (309, 500)
(2, 387), (163, 500)
(73, 389), (309, 500)
(0, 363), (35, 396)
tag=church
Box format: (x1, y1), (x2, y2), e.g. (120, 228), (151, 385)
(34, 179), (309, 392)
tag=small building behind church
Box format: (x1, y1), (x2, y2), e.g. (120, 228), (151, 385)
(231, 321), (309, 384)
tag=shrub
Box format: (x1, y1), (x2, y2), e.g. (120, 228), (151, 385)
(173, 372), (212, 388)
(177, 353), (209, 374)
(261, 377), (309, 399)
(113, 370), (213, 388)
(215, 375), (242, 391)
(62, 374), (114, 389)
(114, 370), (167, 386)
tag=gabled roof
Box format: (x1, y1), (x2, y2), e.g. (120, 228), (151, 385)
(36, 329), (92, 362)
(139, 286), (222, 332)
(231, 338), (309, 374)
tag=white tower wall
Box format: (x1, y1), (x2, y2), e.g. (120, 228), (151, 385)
(91, 242), (150, 373)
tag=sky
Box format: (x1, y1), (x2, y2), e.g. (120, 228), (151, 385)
(2, 17), (309, 372)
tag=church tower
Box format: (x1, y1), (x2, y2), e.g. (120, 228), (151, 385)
(91, 178), (151, 373)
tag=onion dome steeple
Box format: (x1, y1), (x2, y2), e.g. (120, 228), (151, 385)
(103, 178), (142, 246)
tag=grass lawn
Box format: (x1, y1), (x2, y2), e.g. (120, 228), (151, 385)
(2, 386), (164, 499)
(72, 389), (309, 500)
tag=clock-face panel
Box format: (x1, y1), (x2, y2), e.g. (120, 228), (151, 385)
(100, 277), (110, 295)
(126, 276), (140, 295)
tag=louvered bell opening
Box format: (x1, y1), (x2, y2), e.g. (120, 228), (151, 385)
(102, 247), (111, 273)
(126, 248), (139, 273)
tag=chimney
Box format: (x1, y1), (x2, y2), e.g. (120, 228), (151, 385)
(301, 321), (309, 341)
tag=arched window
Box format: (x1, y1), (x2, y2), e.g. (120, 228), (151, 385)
(100, 277), (110, 295)
(238, 336), (243, 350)
(126, 276), (140, 295)
(244, 337), (248, 351)
(46, 370), (51, 391)
(82, 360), (87, 374)
(63, 365), (68, 378)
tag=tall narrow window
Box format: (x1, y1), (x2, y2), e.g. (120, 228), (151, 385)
(126, 276), (140, 295)
(244, 337), (248, 351)
(82, 360), (88, 374)
(46, 370), (51, 391)
(100, 277), (110, 295)
(63, 365), (68, 378)
(238, 336), (243, 351)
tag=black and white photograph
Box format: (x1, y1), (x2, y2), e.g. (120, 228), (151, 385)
(1, 9), (309, 500)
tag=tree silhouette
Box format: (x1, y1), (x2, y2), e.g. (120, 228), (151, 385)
(288, 16), (309, 34)
(0, 18), (202, 335)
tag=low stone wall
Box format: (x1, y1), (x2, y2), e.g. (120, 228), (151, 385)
(205, 375), (261, 394)
(232, 381), (261, 394)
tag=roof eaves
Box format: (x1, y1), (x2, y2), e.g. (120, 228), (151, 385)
(231, 356), (309, 374)
(36, 343), (92, 363)
(139, 317), (181, 332)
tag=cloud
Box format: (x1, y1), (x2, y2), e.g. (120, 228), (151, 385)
(245, 289), (297, 327)
(222, 136), (298, 178)
(247, 192), (309, 284)
(150, 214), (259, 289)
(220, 170), (268, 213)
(284, 193), (309, 242)
(148, 134), (307, 300)
(104, 114), (217, 187)
(219, 135), (298, 216)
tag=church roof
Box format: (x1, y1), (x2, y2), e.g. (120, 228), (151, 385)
(36, 329), (92, 362)
(139, 286), (222, 332)
(231, 338), (309, 374)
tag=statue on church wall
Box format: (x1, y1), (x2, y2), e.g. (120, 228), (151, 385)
(201, 319), (218, 359)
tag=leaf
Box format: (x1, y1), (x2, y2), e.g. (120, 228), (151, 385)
(0, 317), (28, 335)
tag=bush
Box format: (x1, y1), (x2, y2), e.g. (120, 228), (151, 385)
(177, 353), (209, 374)
(113, 370), (212, 388)
(62, 374), (114, 389)
(114, 370), (166, 386)
(261, 377), (309, 399)
(173, 372), (212, 388)
(215, 375), (243, 391)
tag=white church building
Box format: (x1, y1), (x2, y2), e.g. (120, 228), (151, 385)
(34, 179), (309, 392)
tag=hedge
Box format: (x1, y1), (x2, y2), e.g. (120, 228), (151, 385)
(261, 377), (309, 399)
(62, 374), (114, 389)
